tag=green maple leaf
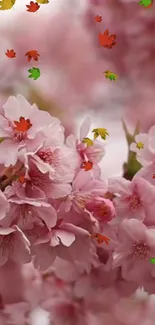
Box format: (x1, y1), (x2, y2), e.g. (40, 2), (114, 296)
(104, 70), (118, 81)
(109, 73), (118, 81)
(138, 0), (153, 8)
(28, 67), (40, 80)
(149, 258), (155, 264)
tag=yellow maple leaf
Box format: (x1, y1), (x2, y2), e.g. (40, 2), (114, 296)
(82, 137), (94, 147)
(92, 128), (109, 140)
(36, 0), (49, 3)
(0, 0), (16, 10)
(136, 142), (144, 149)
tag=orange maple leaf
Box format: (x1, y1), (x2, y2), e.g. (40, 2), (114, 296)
(25, 50), (40, 62)
(14, 117), (32, 132)
(91, 233), (110, 245)
(5, 49), (16, 58)
(95, 15), (102, 23)
(81, 161), (93, 171)
(26, 1), (40, 12)
(98, 29), (116, 49)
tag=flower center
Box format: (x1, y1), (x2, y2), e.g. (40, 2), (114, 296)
(132, 243), (149, 259)
(37, 148), (53, 164)
(128, 194), (141, 209)
(13, 117), (32, 141)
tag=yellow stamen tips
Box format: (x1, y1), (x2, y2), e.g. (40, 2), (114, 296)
(82, 137), (94, 147)
(92, 128), (109, 140)
(136, 142), (144, 150)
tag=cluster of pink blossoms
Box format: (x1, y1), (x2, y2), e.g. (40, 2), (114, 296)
(1, 95), (155, 324)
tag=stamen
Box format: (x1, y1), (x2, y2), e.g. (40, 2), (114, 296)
(132, 243), (149, 259)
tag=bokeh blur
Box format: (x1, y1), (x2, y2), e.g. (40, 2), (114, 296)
(0, 0), (155, 176)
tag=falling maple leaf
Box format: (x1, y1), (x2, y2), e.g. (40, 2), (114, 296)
(152, 174), (155, 179)
(5, 49), (16, 58)
(94, 15), (102, 23)
(28, 67), (41, 80)
(138, 0), (153, 8)
(0, 0), (16, 10)
(91, 233), (110, 245)
(25, 50), (40, 62)
(82, 137), (94, 147)
(150, 258), (155, 264)
(92, 128), (109, 140)
(81, 161), (93, 171)
(26, 1), (40, 12)
(98, 29), (116, 48)
(36, 0), (49, 3)
(104, 70), (118, 81)
(14, 117), (32, 132)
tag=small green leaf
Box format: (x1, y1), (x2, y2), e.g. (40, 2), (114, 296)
(28, 67), (40, 80)
(138, 0), (153, 8)
(150, 258), (155, 264)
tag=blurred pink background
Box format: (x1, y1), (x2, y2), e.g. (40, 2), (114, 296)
(0, 0), (155, 176)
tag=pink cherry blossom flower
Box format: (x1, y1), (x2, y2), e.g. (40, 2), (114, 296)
(66, 117), (105, 168)
(0, 95), (61, 167)
(108, 176), (155, 221)
(130, 126), (155, 166)
(28, 143), (80, 183)
(136, 161), (155, 188)
(113, 219), (155, 283)
(85, 197), (116, 224)
(7, 159), (72, 201)
(61, 169), (107, 213)
(32, 222), (90, 271)
(0, 199), (57, 231)
(0, 226), (31, 267)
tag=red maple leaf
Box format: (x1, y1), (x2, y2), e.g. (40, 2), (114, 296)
(98, 29), (116, 49)
(5, 49), (16, 58)
(14, 117), (32, 132)
(26, 1), (40, 12)
(94, 15), (102, 23)
(25, 50), (40, 62)
(81, 161), (93, 171)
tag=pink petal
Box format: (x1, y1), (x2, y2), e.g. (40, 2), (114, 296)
(61, 223), (89, 237)
(35, 205), (57, 229)
(108, 177), (131, 195)
(11, 226), (31, 264)
(34, 244), (56, 271)
(50, 183), (71, 199)
(72, 170), (93, 191)
(0, 227), (15, 235)
(132, 177), (155, 205)
(3, 95), (35, 121)
(0, 116), (10, 137)
(119, 219), (146, 242)
(0, 140), (22, 167)
(82, 179), (108, 194)
(0, 191), (10, 220)
(80, 117), (91, 141)
(28, 111), (58, 139)
(66, 134), (76, 148)
(55, 230), (75, 247)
